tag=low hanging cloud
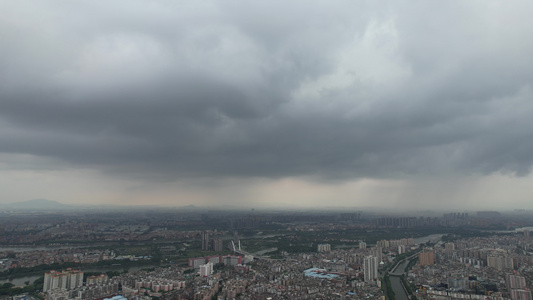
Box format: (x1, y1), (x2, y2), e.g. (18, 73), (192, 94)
(1, 0), (533, 184)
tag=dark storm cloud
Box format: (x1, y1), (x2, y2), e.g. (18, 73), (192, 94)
(1, 0), (533, 181)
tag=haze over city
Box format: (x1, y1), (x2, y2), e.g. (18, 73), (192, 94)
(1, 1), (533, 210)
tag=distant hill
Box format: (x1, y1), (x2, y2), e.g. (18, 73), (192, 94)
(4, 199), (71, 210)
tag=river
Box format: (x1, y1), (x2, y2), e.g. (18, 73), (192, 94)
(390, 276), (409, 300)
(0, 243), (114, 253)
(0, 263), (161, 287)
(413, 233), (444, 245)
(389, 259), (411, 300)
(253, 247), (277, 256)
(485, 226), (533, 233)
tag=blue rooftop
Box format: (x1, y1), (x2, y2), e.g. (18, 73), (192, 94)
(303, 268), (340, 279)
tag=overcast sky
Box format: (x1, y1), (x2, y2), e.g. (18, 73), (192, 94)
(1, 1), (533, 210)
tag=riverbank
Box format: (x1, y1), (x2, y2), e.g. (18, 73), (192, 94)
(387, 247), (424, 300)
(0, 261), (162, 287)
(389, 260), (410, 300)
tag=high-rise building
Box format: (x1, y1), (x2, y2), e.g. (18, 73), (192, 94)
(317, 244), (331, 252)
(507, 274), (527, 290)
(377, 240), (389, 248)
(86, 274), (108, 285)
(201, 231), (211, 251)
(419, 249), (435, 266)
(222, 255), (242, 266)
(43, 269), (84, 292)
(487, 254), (514, 270)
(398, 245), (407, 255)
(364, 256), (378, 282)
(370, 247), (383, 263)
(68, 270), (83, 290)
(206, 255), (221, 264)
(445, 242), (455, 254)
(213, 238), (224, 252)
(200, 263), (213, 277)
(188, 257), (207, 268)
(510, 289), (532, 300)
(445, 242), (455, 259)
(359, 241), (367, 249)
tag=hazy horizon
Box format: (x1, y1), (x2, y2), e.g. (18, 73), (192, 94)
(1, 1), (533, 210)
(6, 198), (533, 216)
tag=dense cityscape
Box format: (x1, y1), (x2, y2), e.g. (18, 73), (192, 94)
(1, 204), (533, 300)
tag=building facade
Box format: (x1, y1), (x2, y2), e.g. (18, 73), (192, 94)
(43, 269), (84, 292)
(364, 256), (378, 282)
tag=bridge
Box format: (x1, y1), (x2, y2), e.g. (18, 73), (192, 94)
(231, 240), (273, 261)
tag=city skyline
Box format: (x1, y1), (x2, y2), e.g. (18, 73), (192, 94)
(1, 1), (533, 209)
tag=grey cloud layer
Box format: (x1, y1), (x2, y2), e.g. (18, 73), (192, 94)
(1, 1), (533, 180)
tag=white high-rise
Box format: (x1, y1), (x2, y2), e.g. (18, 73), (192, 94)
(359, 241), (367, 249)
(200, 262), (213, 277)
(43, 269), (84, 292)
(364, 256), (378, 282)
(317, 244), (331, 252)
(370, 247), (383, 263)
